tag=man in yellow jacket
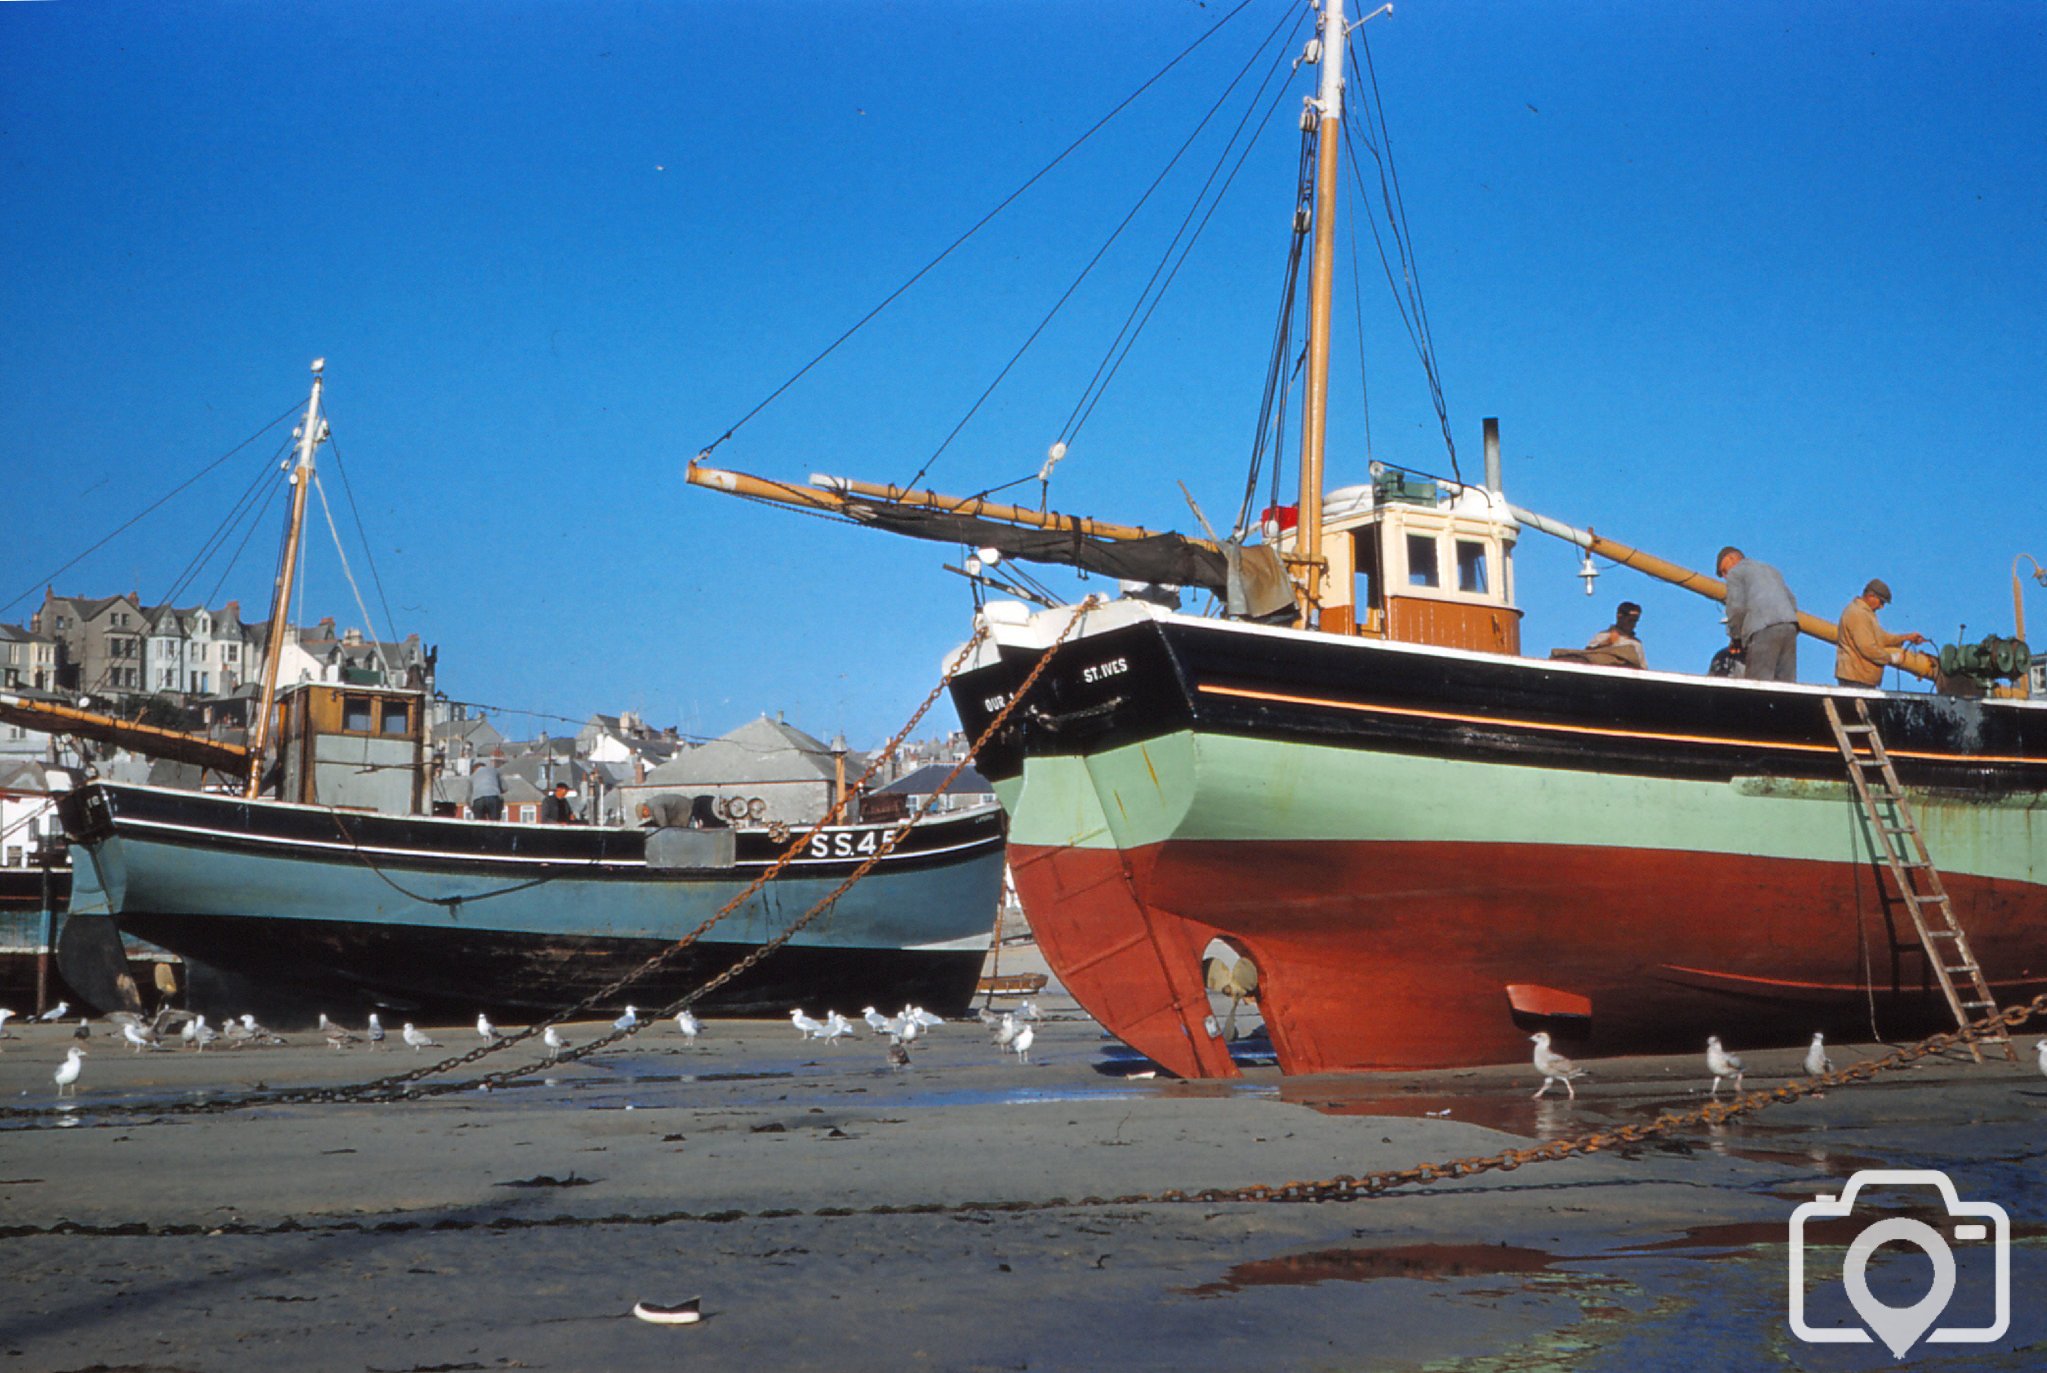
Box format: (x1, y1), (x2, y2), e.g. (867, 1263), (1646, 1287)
(1835, 579), (1926, 687)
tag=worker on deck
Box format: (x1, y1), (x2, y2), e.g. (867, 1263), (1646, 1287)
(1835, 578), (1925, 688)
(1578, 601), (1645, 668)
(541, 781), (580, 825)
(1717, 546), (1799, 682)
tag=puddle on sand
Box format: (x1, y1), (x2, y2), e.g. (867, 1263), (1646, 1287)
(1283, 1085), (1555, 1136)
(1184, 1243), (1573, 1296)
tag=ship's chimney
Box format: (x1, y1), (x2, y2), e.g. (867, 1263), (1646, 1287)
(1483, 418), (1502, 495)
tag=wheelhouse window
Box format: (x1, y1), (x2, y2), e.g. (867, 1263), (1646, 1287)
(379, 700), (410, 736)
(1406, 534), (1440, 588)
(343, 695), (374, 732)
(1456, 541), (1490, 594)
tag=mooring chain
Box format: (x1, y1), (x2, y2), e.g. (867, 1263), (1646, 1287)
(408, 596), (1102, 1096)
(303, 619), (1005, 1102)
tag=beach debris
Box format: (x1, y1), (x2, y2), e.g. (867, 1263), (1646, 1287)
(38, 1000), (69, 1023)
(1707, 1036), (1745, 1096)
(53, 1044), (86, 1097)
(790, 1008), (826, 1040)
(631, 1297), (701, 1326)
(544, 1025), (570, 1061)
(613, 1005), (640, 1034)
(401, 1023), (441, 1054)
(1530, 1031), (1585, 1100)
(673, 1009), (701, 1043)
(1805, 1032), (1833, 1077)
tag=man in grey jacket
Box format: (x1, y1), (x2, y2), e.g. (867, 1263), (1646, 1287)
(1716, 546), (1799, 682)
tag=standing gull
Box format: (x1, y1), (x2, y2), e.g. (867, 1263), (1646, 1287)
(0, 1007), (16, 1037)
(54, 1045), (86, 1098)
(1529, 1032), (1586, 1100)
(2034, 1038), (2047, 1082)
(861, 1006), (890, 1034)
(1804, 1032), (1833, 1077)
(1010, 1024), (1035, 1064)
(477, 1014), (501, 1042)
(72, 1017), (90, 1040)
(191, 1016), (218, 1052)
(613, 1005), (640, 1034)
(789, 1009), (825, 1040)
(401, 1023), (441, 1054)
(38, 1000), (70, 1023)
(543, 1025), (570, 1061)
(121, 1022), (160, 1054)
(1706, 1036), (1745, 1097)
(366, 1013), (386, 1050)
(673, 1010), (701, 1044)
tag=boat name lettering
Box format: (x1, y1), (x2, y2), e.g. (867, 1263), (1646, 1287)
(808, 827), (900, 860)
(1082, 657), (1130, 684)
(981, 693), (1009, 713)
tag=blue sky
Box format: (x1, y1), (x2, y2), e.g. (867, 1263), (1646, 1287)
(4, 2), (2042, 746)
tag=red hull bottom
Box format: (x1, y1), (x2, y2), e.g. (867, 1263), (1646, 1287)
(1012, 839), (2047, 1075)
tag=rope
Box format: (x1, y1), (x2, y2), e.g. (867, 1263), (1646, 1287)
(310, 472), (392, 682)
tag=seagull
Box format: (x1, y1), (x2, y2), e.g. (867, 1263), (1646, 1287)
(822, 1011), (855, 1045)
(907, 1006), (943, 1029)
(886, 1041), (910, 1071)
(991, 1012), (1019, 1050)
(234, 1014), (283, 1046)
(180, 1017), (201, 1049)
(2034, 1038), (2047, 1082)
(543, 1025), (569, 1061)
(1010, 1024), (1035, 1064)
(613, 1005), (640, 1034)
(1805, 1032), (1833, 1077)
(366, 1013), (386, 1050)
(1018, 999), (1042, 1022)
(122, 1021), (159, 1054)
(673, 1010), (701, 1044)
(861, 1006), (890, 1034)
(477, 1013), (501, 1042)
(38, 1000), (69, 1023)
(191, 1016), (218, 1052)
(323, 1016), (362, 1051)
(1529, 1031), (1586, 1100)
(1707, 1036), (1745, 1097)
(790, 1008), (826, 1040)
(54, 1045), (86, 1097)
(401, 1023), (440, 1054)
(0, 1007), (15, 1037)
(71, 1018), (90, 1040)
(897, 1013), (922, 1047)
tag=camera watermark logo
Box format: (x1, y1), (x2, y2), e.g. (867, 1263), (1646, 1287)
(1788, 1168), (2009, 1357)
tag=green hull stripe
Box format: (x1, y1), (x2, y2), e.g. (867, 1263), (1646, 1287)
(998, 732), (2045, 885)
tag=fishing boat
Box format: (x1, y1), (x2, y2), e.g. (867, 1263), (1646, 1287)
(8, 363), (1006, 1021)
(687, 1), (2047, 1074)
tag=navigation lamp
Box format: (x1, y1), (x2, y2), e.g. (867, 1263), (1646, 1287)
(977, 547), (1003, 567)
(1579, 549), (1599, 595)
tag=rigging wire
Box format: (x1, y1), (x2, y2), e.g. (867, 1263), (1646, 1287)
(0, 400), (304, 619)
(152, 434), (297, 619)
(694, 0), (1262, 462)
(1064, 52), (1302, 449)
(1235, 122), (1317, 537)
(202, 469), (289, 608)
(311, 472), (394, 681)
(898, 0), (1303, 496)
(1345, 30), (1460, 481)
(322, 428), (403, 658)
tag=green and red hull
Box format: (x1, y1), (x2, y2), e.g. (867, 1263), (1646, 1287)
(950, 601), (2047, 1077)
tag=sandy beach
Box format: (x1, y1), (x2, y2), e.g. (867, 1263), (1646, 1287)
(3, 991), (2043, 1371)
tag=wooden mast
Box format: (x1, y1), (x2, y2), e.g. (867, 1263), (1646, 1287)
(245, 359), (327, 797)
(1296, 0), (1350, 631)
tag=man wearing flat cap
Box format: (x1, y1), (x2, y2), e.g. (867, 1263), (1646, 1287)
(1835, 579), (1925, 687)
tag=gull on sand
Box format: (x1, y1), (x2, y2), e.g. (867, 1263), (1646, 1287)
(1529, 1031), (1586, 1100)
(1707, 1036), (1745, 1096)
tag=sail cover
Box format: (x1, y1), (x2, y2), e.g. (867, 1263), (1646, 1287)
(839, 499), (1231, 591)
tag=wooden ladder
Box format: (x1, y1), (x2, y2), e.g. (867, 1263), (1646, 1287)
(1822, 697), (2014, 1062)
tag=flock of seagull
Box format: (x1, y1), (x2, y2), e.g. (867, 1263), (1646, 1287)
(12, 996), (2045, 1100)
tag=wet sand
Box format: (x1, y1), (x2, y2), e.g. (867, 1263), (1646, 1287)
(2, 1000), (2043, 1371)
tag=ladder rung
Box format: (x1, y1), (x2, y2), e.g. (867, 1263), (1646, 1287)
(1922, 929), (1962, 939)
(1959, 1000), (1997, 1011)
(1839, 723), (1877, 734)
